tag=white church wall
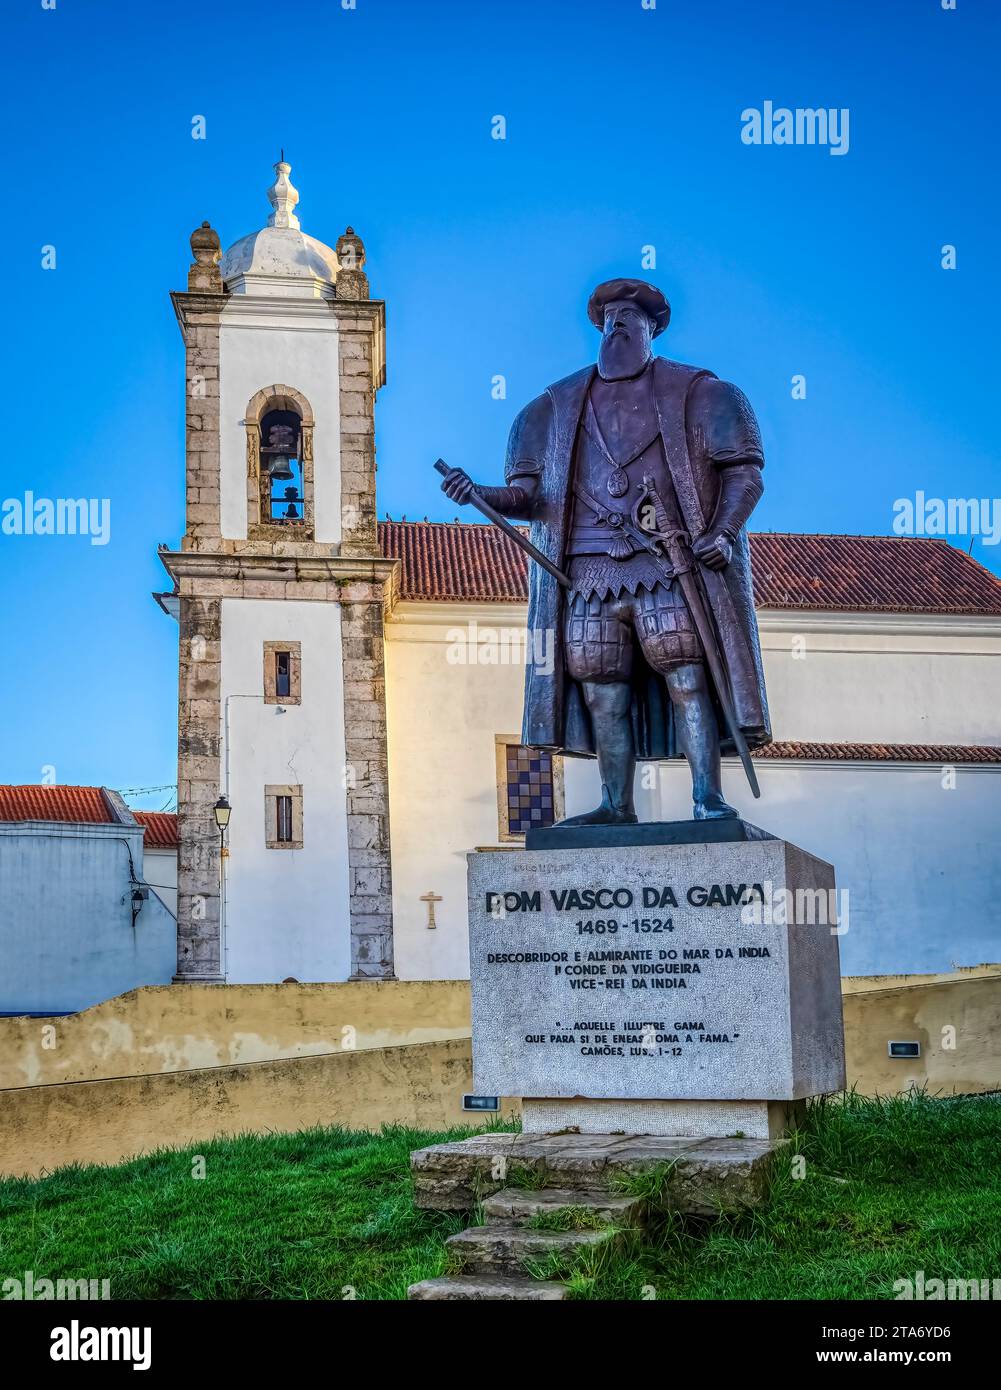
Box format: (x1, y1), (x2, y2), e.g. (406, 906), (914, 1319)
(759, 612), (1001, 745)
(218, 303), (341, 542)
(220, 598), (352, 983)
(386, 603), (528, 980)
(644, 759), (1001, 977)
(385, 600), (1000, 983)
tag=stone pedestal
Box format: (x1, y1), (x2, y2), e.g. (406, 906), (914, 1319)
(468, 832), (845, 1139)
(519, 1097), (801, 1141)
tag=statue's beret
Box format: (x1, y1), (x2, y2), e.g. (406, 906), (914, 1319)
(587, 278), (671, 337)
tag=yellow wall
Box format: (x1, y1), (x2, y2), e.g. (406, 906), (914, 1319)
(0, 1038), (497, 1180)
(842, 963), (1001, 993)
(2, 971), (997, 1179)
(0, 980), (471, 1091)
(4, 972), (998, 1097)
(843, 972), (1001, 1096)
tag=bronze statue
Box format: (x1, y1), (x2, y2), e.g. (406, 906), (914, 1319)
(441, 278), (771, 826)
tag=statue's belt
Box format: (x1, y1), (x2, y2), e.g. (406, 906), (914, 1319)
(570, 480), (694, 575)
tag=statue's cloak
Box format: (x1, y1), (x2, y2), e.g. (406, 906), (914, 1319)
(505, 356), (772, 759)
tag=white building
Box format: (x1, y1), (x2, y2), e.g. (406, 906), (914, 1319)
(150, 162), (1001, 989)
(0, 788), (176, 1013)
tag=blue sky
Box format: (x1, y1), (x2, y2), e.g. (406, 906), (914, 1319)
(2, 0), (997, 805)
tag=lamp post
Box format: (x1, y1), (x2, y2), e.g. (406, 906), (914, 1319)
(213, 795), (231, 853)
(213, 795), (231, 982)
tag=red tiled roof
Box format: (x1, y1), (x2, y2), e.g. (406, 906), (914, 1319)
(0, 788), (182, 838)
(381, 519), (528, 602)
(0, 785), (114, 824)
(755, 743), (1001, 763)
(378, 522), (1001, 615)
(748, 534), (1001, 613)
(134, 811), (179, 848)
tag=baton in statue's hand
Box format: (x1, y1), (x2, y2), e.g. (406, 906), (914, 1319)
(434, 458), (571, 589)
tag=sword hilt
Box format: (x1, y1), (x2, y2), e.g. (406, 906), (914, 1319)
(639, 475), (694, 572)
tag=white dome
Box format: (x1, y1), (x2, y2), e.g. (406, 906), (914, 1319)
(219, 160), (340, 299)
(220, 227), (339, 297)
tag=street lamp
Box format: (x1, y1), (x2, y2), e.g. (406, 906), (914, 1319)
(213, 795), (232, 851)
(213, 794), (232, 984)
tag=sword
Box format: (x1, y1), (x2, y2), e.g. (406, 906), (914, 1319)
(572, 475), (760, 799)
(639, 476), (760, 798)
(434, 458), (571, 589)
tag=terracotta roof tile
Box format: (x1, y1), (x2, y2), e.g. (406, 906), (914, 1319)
(0, 785), (114, 824)
(747, 533), (1001, 613)
(378, 522), (1001, 615)
(134, 811), (179, 848)
(381, 519), (528, 602)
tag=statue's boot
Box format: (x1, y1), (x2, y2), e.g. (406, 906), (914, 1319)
(557, 786), (638, 828)
(667, 662), (739, 822)
(694, 791), (739, 821)
(555, 679), (637, 828)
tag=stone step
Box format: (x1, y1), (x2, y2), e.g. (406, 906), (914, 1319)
(408, 1273), (568, 1301)
(446, 1221), (619, 1278)
(481, 1186), (644, 1228)
(411, 1131), (781, 1214)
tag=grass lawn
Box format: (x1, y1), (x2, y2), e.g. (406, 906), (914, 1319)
(1, 1092), (998, 1300)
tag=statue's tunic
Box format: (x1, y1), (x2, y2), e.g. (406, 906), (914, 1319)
(564, 365), (702, 677)
(504, 355), (771, 759)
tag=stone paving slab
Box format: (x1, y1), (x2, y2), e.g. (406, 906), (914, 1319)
(408, 1274), (569, 1301)
(411, 1130), (782, 1212)
(482, 1186), (644, 1227)
(446, 1222), (619, 1278)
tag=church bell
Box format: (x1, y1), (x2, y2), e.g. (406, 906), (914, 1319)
(262, 422), (297, 481)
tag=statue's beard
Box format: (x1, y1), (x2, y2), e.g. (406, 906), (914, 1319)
(597, 330), (651, 381)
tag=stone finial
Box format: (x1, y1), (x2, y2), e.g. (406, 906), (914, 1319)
(267, 159), (301, 230)
(335, 226), (369, 299)
(188, 220), (222, 291)
(190, 220), (220, 264)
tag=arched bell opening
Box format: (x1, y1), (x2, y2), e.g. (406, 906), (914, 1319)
(260, 409), (304, 523)
(244, 385), (315, 538)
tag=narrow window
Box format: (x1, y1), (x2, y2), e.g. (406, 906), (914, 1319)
(266, 784), (302, 849)
(506, 746), (555, 834)
(275, 650), (291, 699)
(263, 641), (301, 705)
(494, 737), (563, 841)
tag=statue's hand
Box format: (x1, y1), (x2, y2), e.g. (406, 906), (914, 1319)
(440, 466), (476, 505)
(692, 532), (733, 570)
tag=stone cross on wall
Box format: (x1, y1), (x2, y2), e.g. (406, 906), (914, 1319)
(420, 891), (443, 930)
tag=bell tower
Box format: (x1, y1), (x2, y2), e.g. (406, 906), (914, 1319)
(160, 160), (396, 984)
